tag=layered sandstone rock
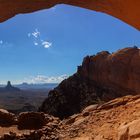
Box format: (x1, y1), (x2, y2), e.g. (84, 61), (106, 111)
(79, 47), (140, 93)
(0, 109), (16, 127)
(39, 47), (140, 119)
(59, 95), (140, 140)
(0, 0), (140, 30)
(2, 95), (140, 139)
(118, 119), (140, 140)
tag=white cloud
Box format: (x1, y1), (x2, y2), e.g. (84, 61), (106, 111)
(24, 75), (68, 84)
(0, 40), (3, 44)
(34, 42), (38, 46)
(28, 33), (31, 37)
(41, 41), (52, 48)
(0, 41), (13, 47)
(28, 29), (40, 39)
(28, 29), (52, 49)
(32, 29), (40, 38)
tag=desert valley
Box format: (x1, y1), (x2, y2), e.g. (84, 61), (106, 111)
(0, 81), (57, 114)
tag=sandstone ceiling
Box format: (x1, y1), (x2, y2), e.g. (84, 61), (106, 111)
(0, 0), (140, 30)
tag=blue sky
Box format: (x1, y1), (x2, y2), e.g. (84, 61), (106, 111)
(0, 4), (140, 84)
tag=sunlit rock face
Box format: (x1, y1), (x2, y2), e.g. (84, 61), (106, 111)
(79, 47), (140, 93)
(0, 0), (140, 30)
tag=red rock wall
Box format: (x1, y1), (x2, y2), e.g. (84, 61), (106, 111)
(79, 47), (140, 93)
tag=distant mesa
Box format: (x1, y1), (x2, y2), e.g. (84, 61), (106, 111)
(0, 81), (20, 92)
(5, 81), (20, 92)
(15, 82), (58, 90)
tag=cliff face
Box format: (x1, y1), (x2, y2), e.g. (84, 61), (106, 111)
(79, 47), (140, 93)
(39, 47), (140, 119)
(0, 0), (140, 30)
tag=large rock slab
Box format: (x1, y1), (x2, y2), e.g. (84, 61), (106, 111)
(118, 119), (140, 140)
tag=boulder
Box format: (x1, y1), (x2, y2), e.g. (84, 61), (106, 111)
(17, 112), (46, 130)
(0, 109), (15, 126)
(118, 119), (140, 140)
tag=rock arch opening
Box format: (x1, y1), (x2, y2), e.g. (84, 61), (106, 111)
(0, 3), (140, 118)
(0, 0), (140, 30)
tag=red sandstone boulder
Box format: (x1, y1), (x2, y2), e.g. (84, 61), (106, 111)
(118, 119), (140, 140)
(0, 109), (15, 126)
(17, 112), (46, 130)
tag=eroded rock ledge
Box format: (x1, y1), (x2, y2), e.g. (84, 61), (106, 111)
(0, 0), (140, 30)
(2, 95), (140, 139)
(39, 47), (140, 119)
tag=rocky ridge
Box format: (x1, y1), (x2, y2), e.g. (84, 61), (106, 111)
(0, 109), (61, 140)
(1, 95), (140, 139)
(59, 95), (140, 140)
(39, 47), (140, 119)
